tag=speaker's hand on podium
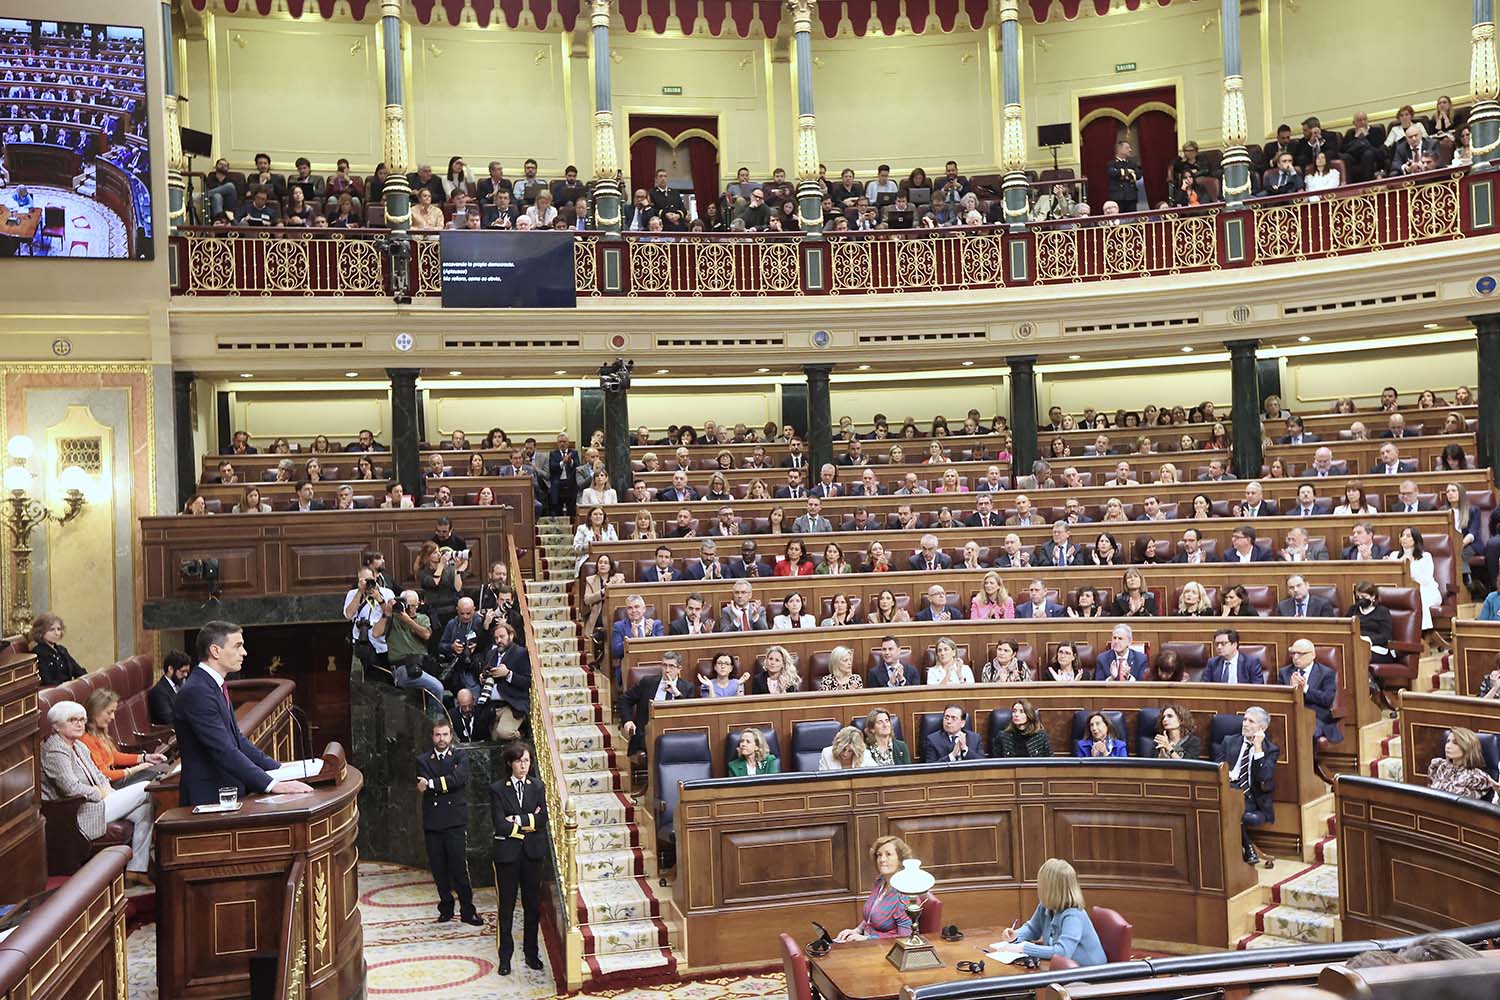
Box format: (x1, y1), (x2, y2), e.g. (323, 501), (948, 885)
(270, 779), (315, 795)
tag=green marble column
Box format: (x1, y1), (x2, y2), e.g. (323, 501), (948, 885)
(173, 370), (196, 510)
(388, 367), (421, 499)
(1471, 0), (1500, 170)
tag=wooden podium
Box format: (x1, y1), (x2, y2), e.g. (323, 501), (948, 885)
(153, 744), (364, 1000)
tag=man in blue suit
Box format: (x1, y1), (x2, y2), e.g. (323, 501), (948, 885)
(1203, 628), (1265, 685)
(1093, 624), (1148, 680)
(1278, 639), (1341, 743)
(174, 621), (314, 807)
(1212, 705), (1278, 865)
(1016, 579), (1066, 619)
(866, 636), (920, 688)
(610, 594), (663, 660)
(923, 705), (984, 763)
(639, 545), (681, 583)
(1222, 525), (1273, 563)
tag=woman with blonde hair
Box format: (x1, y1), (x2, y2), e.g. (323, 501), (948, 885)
(746, 478), (771, 500)
(999, 858), (1107, 966)
(834, 836), (915, 941)
(751, 645), (801, 694)
(631, 509), (657, 540)
(818, 725), (874, 771)
(1177, 581), (1214, 615)
(969, 571), (1016, 620)
(819, 645), (864, 691)
(863, 708), (911, 766)
(1112, 568), (1158, 616)
(926, 636), (974, 686)
(30, 613), (86, 686)
(1157, 462), (1179, 485)
(727, 729), (779, 776)
(83, 689), (168, 783)
(702, 471), (732, 502)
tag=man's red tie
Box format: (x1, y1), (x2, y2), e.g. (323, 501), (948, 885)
(223, 683), (234, 714)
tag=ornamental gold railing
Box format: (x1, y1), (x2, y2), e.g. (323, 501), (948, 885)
(168, 167), (1482, 299)
(510, 543), (584, 991)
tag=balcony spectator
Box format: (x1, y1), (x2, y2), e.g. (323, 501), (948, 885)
(1293, 116), (1339, 170)
(623, 189), (655, 231)
(326, 158), (362, 206)
(327, 193), (360, 228)
(649, 169), (686, 230)
(1170, 140), (1210, 186)
(1262, 123), (1294, 169)
(865, 163), (897, 201)
(525, 190), (557, 228)
(1106, 140), (1141, 212)
(1383, 105), (1424, 156)
(411, 187), (444, 231)
(238, 186), (277, 226)
(288, 156), (324, 202)
(284, 186), (316, 226)
(248, 152), (286, 201)
(1265, 152), (1303, 196)
(442, 156), (475, 200)
(1392, 123), (1438, 174)
(477, 161), (512, 204)
(830, 168), (861, 211)
(1342, 112), (1383, 182)
(1032, 182), (1075, 221)
(489, 190), (519, 229)
(408, 163), (446, 203)
(726, 166), (760, 202)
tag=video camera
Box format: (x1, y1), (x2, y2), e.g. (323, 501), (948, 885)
(598, 357), (634, 393)
(179, 558), (219, 583)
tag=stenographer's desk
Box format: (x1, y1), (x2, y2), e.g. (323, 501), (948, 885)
(809, 927), (1050, 1000)
(153, 765), (364, 1000)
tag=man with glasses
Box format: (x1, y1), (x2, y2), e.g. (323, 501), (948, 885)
(1204, 628), (1265, 685)
(1279, 639), (1341, 743)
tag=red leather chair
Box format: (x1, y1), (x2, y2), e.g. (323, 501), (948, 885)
(918, 892), (942, 936)
(1090, 905), (1133, 963)
(780, 932), (814, 1000)
(1050, 954), (1079, 970)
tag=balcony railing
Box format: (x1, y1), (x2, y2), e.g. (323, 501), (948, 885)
(168, 168), (1492, 299)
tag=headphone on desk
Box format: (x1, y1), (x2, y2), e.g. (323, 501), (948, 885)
(806, 922), (833, 958)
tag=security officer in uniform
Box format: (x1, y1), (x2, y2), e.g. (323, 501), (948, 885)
(491, 742), (547, 975)
(416, 719), (483, 926)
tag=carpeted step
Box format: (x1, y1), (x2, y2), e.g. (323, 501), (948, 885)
(1273, 864), (1339, 913)
(576, 847), (646, 882)
(581, 917), (670, 957)
(1255, 904), (1338, 944)
(563, 749), (614, 774)
(553, 703), (603, 727)
(575, 822), (640, 854)
(1313, 836), (1338, 867)
(584, 946), (677, 982)
(564, 769), (624, 796)
(573, 791), (635, 827)
(1237, 931), (1307, 950)
(549, 686), (594, 708)
(578, 876), (661, 925)
(1374, 755), (1403, 781)
(556, 724), (614, 754)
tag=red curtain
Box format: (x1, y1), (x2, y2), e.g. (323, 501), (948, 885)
(1079, 116), (1121, 213)
(683, 137), (721, 217)
(1134, 109), (1178, 208)
(629, 140), (658, 202)
(628, 115), (721, 210)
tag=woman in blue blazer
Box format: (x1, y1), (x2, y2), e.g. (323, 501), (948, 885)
(1000, 858), (1107, 966)
(1075, 712), (1128, 758)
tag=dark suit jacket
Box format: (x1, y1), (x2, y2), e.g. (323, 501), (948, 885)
(729, 558), (774, 579)
(1279, 663), (1342, 743)
(773, 487), (807, 499)
(416, 749), (469, 830)
(619, 675), (696, 754)
(1277, 434), (1320, 445)
(1266, 170), (1304, 195)
(147, 675), (178, 727)
(778, 455), (809, 469)
(1203, 653), (1266, 685)
(1214, 733), (1279, 820)
(285, 499), (327, 511)
(1106, 157), (1142, 202)
(907, 553), (953, 571)
(683, 560), (731, 581)
(547, 449), (578, 497)
(639, 565), (682, 583)
(1380, 429), (1422, 438)
(611, 618), (663, 658)
(866, 662), (920, 688)
(1015, 600), (1067, 619)
(915, 604), (965, 622)
(923, 728), (984, 763)
(1274, 595), (1338, 618)
(656, 486), (697, 503)
(491, 774), (548, 862)
(1238, 501), (1279, 517)
(991, 552), (1027, 569)
(667, 616), (714, 637)
(1340, 543), (1391, 560)
(1034, 542), (1078, 567)
(812, 482), (842, 498)
(965, 512), (1004, 529)
(483, 642), (531, 715)
(174, 666), (280, 806)
(1369, 460), (1416, 475)
(1222, 546), (1273, 562)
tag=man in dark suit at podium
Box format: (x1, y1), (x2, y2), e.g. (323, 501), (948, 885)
(417, 719), (484, 926)
(174, 620), (314, 807)
(148, 650), (193, 726)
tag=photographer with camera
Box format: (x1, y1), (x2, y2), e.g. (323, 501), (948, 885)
(344, 568), (395, 679)
(386, 590), (447, 706)
(363, 550), (393, 593)
(477, 620), (530, 742)
(477, 567), (524, 645)
(437, 597), (492, 698)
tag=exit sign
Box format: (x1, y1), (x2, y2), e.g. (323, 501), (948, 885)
(661, 85), (683, 95)
(1114, 62), (1137, 73)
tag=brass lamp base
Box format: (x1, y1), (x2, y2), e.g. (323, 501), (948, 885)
(886, 935), (943, 971)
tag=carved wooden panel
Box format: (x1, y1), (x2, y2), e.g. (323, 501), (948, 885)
(720, 823), (848, 903)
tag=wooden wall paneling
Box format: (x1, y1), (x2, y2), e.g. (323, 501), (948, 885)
(1451, 619), (1500, 698)
(0, 650), (43, 904)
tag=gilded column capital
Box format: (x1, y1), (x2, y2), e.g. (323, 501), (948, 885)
(1220, 73), (1248, 148)
(795, 113), (820, 183)
(1474, 20), (1499, 102)
(999, 0), (1020, 23)
(163, 95), (186, 172)
(380, 0), (403, 18)
(1001, 102), (1026, 173)
(592, 110), (618, 180)
(786, 0), (815, 35)
(383, 104), (408, 173)
(591, 0), (613, 30)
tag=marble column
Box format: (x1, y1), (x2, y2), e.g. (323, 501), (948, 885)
(602, 383), (633, 496)
(1007, 356), (1038, 485)
(789, 0), (824, 234)
(379, 0), (411, 236)
(1218, 0), (1252, 205)
(1468, 313), (1500, 475)
(999, 0), (1030, 227)
(161, 3), (186, 229)
(804, 364), (833, 472)
(1471, 0), (1500, 170)
(1226, 340), (1263, 479)
(590, 0), (622, 232)
(172, 370), (196, 509)
(387, 368), (421, 500)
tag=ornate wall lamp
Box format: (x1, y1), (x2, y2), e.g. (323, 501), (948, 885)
(3, 435), (88, 635)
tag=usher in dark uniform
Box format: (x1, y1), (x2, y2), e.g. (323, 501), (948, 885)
(491, 772), (548, 972)
(416, 746), (480, 923)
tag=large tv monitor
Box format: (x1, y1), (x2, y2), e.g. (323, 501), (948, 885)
(0, 17), (154, 259)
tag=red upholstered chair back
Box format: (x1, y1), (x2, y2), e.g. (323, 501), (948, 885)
(1090, 905), (1133, 964)
(779, 932), (814, 1000)
(1049, 954), (1079, 970)
(918, 892), (942, 935)
(37, 654), (158, 743)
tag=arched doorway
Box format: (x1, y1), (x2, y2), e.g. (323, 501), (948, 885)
(1078, 86), (1179, 212)
(627, 114), (720, 221)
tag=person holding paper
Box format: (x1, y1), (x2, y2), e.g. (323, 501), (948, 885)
(173, 620), (315, 807)
(491, 742), (547, 975)
(999, 858), (1106, 966)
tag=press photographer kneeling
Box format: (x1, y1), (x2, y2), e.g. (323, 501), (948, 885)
(345, 567), (395, 679)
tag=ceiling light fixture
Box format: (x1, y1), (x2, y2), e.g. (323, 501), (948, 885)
(239, 373), (254, 379)
(1180, 346), (1194, 353)
(961, 361), (975, 367)
(857, 364), (871, 371)
(553, 370), (567, 375)
(1068, 354), (1081, 361)
(756, 367), (770, 373)
(1297, 336), (1311, 343)
(656, 369), (670, 374)
(344, 371), (359, 378)
(1422, 323), (1440, 330)
(448, 370), (463, 376)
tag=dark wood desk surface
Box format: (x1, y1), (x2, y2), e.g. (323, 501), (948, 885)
(809, 926), (1048, 1000)
(0, 205), (41, 240)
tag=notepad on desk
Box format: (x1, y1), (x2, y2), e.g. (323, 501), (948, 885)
(983, 942), (1028, 962)
(267, 759), (324, 782)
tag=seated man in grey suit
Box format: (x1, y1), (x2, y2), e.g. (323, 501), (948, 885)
(1280, 527), (1329, 562)
(1212, 705), (1278, 865)
(718, 579), (769, 631)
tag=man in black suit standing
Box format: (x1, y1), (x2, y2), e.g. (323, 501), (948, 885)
(619, 651), (696, 757)
(923, 704), (984, 762)
(649, 168), (687, 230)
(173, 620), (314, 807)
(1279, 640), (1342, 744)
(492, 742), (548, 975)
(1274, 575), (1337, 617)
(547, 433), (579, 517)
(417, 719), (484, 926)
(148, 650), (192, 726)
(1212, 706), (1278, 865)
(479, 621), (530, 742)
(867, 636), (920, 688)
(1105, 140), (1141, 213)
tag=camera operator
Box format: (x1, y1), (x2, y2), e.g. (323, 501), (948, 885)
(345, 568), (395, 679)
(478, 571), (524, 644)
(363, 550), (393, 593)
(437, 597), (492, 698)
(477, 620), (531, 742)
(386, 590), (447, 705)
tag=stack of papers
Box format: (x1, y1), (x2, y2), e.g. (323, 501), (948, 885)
(984, 941), (1028, 962)
(267, 759), (324, 782)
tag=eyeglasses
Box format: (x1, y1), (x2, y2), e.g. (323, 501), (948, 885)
(65, 716), (86, 724)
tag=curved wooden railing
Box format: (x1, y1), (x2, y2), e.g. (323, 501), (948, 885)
(168, 166), (1490, 298)
(509, 542), (584, 990)
(275, 859), (308, 1000)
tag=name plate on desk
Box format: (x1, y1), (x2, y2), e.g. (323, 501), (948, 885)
(190, 801), (243, 815)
